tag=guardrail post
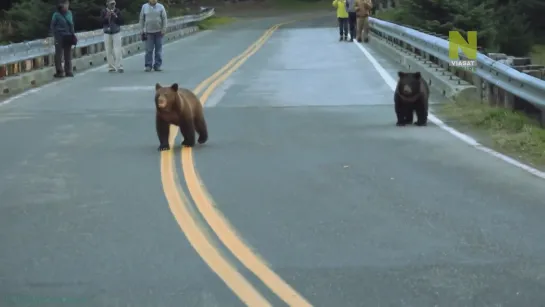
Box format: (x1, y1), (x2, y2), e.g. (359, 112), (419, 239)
(489, 83), (499, 106)
(503, 91), (516, 109)
(472, 73), (484, 102)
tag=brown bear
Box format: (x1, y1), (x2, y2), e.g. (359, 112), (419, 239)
(394, 71), (429, 126)
(155, 82), (208, 151)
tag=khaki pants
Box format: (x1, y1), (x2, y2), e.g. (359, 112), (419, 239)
(104, 33), (123, 70)
(356, 16), (369, 41)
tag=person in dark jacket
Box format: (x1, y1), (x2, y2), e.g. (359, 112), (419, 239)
(50, 0), (76, 78)
(101, 0), (124, 72)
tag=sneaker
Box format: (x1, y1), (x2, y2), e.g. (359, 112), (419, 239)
(153, 67), (162, 72)
(65, 72), (74, 77)
(363, 38), (369, 43)
(343, 36), (347, 41)
(118, 68), (124, 73)
(339, 36), (343, 41)
(145, 67), (152, 72)
(108, 68), (116, 72)
(53, 72), (64, 78)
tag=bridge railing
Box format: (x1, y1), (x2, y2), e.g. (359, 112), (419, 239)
(368, 16), (545, 124)
(0, 8), (215, 79)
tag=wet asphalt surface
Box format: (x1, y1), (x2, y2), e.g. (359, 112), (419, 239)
(1, 14), (545, 307)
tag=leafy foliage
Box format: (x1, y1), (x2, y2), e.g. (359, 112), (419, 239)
(381, 0), (545, 56)
(1, 0), (190, 43)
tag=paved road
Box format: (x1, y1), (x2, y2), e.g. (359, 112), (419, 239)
(1, 15), (545, 307)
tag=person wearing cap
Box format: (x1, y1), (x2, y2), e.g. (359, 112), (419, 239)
(101, 0), (124, 72)
(139, 0), (167, 72)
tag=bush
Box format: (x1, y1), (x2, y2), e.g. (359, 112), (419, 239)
(374, 0), (544, 56)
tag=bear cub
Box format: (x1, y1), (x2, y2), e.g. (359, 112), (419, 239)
(394, 71), (429, 126)
(155, 83), (208, 151)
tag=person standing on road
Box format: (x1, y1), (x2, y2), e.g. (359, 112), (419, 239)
(139, 0), (167, 72)
(50, 0), (77, 78)
(355, 0), (373, 43)
(345, 0), (357, 42)
(101, 0), (124, 73)
(332, 0), (348, 41)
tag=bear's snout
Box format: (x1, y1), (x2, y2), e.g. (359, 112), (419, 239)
(157, 96), (168, 108)
(402, 85), (412, 95)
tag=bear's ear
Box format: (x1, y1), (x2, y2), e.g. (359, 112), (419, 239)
(170, 83), (179, 91)
(155, 83), (162, 91)
(413, 72), (421, 79)
(397, 71), (406, 78)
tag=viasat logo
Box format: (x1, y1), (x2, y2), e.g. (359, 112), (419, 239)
(448, 31), (477, 70)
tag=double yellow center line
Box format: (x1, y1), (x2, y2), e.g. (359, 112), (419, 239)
(159, 20), (313, 306)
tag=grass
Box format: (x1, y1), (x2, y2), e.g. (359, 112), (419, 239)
(434, 100), (545, 169)
(192, 0), (331, 19)
(374, 8), (402, 22)
(197, 16), (238, 30)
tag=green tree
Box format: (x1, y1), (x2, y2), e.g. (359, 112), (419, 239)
(382, 0), (545, 55)
(494, 0), (534, 56)
(3, 0), (53, 42)
(397, 0), (497, 49)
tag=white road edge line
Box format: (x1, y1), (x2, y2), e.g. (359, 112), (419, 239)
(0, 28), (202, 106)
(353, 40), (545, 180)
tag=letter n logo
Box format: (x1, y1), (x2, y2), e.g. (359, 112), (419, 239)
(448, 31), (477, 60)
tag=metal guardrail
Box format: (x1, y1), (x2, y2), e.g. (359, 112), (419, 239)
(0, 8), (215, 78)
(369, 17), (545, 122)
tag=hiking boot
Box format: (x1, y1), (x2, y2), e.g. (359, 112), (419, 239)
(53, 72), (64, 78)
(65, 72), (74, 77)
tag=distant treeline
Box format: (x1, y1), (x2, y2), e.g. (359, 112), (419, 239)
(0, 0), (190, 44)
(378, 0), (545, 56)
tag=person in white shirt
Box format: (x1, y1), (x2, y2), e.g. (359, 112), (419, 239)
(139, 0), (167, 72)
(101, 0), (124, 72)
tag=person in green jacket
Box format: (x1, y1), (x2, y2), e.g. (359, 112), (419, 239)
(332, 0), (348, 41)
(50, 0), (76, 78)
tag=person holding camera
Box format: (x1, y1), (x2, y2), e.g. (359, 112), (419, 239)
(332, 0), (348, 41)
(139, 0), (167, 72)
(101, 0), (124, 73)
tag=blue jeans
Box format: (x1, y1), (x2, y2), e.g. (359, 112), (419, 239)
(144, 32), (163, 68)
